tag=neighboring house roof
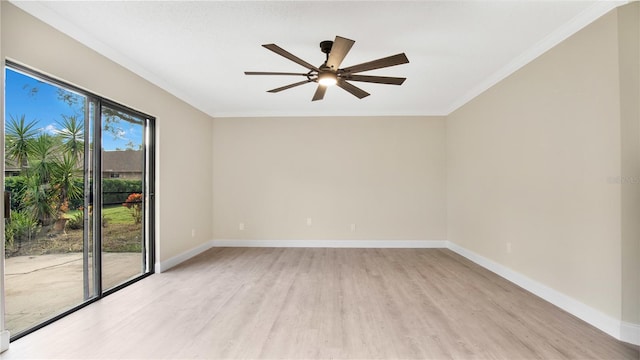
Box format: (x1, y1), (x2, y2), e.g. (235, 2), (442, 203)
(4, 150), (142, 174)
(102, 150), (142, 173)
(4, 159), (20, 173)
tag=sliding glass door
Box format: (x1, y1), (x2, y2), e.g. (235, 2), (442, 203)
(3, 63), (155, 339)
(100, 104), (151, 291)
(4, 67), (97, 336)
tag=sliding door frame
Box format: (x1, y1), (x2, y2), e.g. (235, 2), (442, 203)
(99, 98), (156, 297)
(4, 60), (156, 341)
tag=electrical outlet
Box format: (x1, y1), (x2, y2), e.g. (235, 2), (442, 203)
(306, 218), (312, 226)
(239, 222), (245, 231)
(191, 229), (196, 237)
(350, 223), (356, 232)
(506, 242), (512, 253)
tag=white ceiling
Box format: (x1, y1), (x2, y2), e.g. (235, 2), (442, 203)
(11, 1), (625, 118)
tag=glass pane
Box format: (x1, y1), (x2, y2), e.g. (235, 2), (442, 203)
(100, 106), (146, 290)
(4, 68), (96, 336)
(85, 99), (97, 299)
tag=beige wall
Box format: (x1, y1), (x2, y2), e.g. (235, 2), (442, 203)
(618, 2), (640, 325)
(2, 0), (636, 341)
(213, 116), (447, 241)
(1, 3), (214, 263)
(447, 10), (623, 319)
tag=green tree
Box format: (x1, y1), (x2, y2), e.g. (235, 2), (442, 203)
(22, 174), (57, 226)
(56, 115), (84, 159)
(56, 87), (84, 113)
(28, 134), (57, 184)
(57, 86), (142, 142)
(52, 153), (83, 213)
(102, 108), (142, 142)
(6, 115), (38, 172)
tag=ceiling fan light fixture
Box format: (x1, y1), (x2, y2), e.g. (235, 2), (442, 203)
(318, 72), (337, 86)
(245, 35), (409, 100)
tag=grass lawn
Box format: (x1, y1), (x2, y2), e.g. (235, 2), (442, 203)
(67, 205), (136, 225)
(103, 205), (138, 225)
(6, 206), (142, 257)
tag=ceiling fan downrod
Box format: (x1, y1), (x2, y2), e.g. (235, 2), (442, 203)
(319, 40), (334, 64)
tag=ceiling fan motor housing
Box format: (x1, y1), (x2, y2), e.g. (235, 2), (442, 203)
(320, 40), (334, 55)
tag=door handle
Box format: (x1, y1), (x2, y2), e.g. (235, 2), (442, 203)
(4, 191), (11, 219)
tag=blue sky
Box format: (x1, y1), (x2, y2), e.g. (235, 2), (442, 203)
(5, 68), (142, 151)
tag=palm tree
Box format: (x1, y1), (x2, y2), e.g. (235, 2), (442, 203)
(52, 153), (83, 213)
(22, 174), (57, 226)
(6, 114), (38, 172)
(28, 134), (57, 184)
(56, 115), (84, 159)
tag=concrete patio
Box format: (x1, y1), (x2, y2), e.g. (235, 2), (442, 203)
(5, 252), (143, 335)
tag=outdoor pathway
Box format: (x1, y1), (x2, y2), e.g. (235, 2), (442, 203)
(5, 252), (142, 335)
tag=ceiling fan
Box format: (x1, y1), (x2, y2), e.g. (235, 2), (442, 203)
(245, 36), (409, 101)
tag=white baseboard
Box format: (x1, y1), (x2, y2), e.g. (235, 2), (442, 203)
(155, 239), (445, 272)
(154, 238), (639, 346)
(156, 239), (444, 273)
(1, 330), (9, 353)
(211, 239), (448, 248)
(621, 321), (640, 346)
(154, 240), (215, 273)
(447, 241), (632, 344)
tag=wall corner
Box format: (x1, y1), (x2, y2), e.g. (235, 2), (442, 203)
(0, 330), (9, 353)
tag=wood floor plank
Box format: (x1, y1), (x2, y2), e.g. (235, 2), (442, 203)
(2, 248), (637, 359)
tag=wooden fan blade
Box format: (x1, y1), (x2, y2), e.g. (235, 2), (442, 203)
(343, 74), (406, 85)
(267, 79), (314, 93)
(263, 44), (320, 72)
(326, 36), (355, 70)
(245, 71), (309, 76)
(312, 85), (327, 101)
(337, 79), (370, 99)
(341, 53), (409, 74)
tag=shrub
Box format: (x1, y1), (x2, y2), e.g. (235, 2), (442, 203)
(66, 211), (84, 230)
(4, 224), (15, 248)
(103, 179), (142, 206)
(10, 178), (143, 210)
(5, 210), (40, 247)
(4, 176), (27, 212)
(122, 193), (143, 224)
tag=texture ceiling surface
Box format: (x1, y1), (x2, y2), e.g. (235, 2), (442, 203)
(11, 1), (625, 118)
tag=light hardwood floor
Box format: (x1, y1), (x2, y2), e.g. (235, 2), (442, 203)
(2, 248), (638, 359)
